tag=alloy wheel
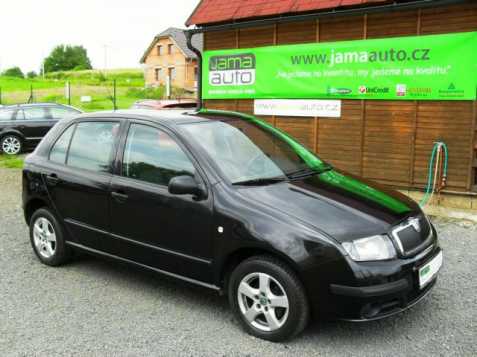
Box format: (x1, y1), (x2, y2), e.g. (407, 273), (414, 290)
(2, 136), (21, 155)
(32, 217), (57, 259)
(237, 272), (289, 332)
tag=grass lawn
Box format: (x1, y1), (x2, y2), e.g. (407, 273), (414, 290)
(0, 154), (25, 169)
(0, 69), (168, 112)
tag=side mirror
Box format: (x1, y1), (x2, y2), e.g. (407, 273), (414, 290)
(168, 175), (204, 198)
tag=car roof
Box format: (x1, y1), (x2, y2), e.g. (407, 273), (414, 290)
(2, 103), (74, 109)
(76, 109), (241, 126)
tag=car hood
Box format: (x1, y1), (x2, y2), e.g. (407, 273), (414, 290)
(236, 170), (420, 242)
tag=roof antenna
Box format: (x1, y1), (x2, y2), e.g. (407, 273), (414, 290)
(185, 30), (203, 112)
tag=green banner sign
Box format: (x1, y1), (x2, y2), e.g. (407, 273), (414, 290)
(202, 31), (477, 101)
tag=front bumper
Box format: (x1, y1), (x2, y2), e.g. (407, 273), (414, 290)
(328, 246), (442, 321)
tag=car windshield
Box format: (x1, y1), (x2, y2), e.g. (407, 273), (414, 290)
(181, 117), (330, 185)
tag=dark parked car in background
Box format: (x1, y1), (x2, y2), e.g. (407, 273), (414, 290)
(22, 109), (442, 341)
(130, 99), (197, 110)
(0, 103), (82, 155)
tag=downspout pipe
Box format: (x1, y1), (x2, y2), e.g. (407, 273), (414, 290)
(185, 31), (203, 111)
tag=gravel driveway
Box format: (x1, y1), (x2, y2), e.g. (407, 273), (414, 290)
(1, 168), (476, 357)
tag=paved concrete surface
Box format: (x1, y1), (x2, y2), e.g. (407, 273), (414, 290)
(1, 168), (476, 356)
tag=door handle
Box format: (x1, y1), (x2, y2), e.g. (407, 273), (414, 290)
(45, 174), (60, 186)
(111, 191), (128, 203)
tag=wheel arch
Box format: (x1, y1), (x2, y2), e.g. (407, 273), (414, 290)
(0, 129), (26, 141)
(24, 198), (49, 225)
(218, 246), (304, 293)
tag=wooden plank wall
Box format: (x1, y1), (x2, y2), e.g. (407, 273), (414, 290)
(203, 2), (477, 192)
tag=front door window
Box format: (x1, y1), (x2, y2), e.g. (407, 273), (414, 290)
(122, 124), (195, 186)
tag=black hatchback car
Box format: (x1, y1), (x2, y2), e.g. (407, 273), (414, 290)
(0, 103), (82, 155)
(22, 109), (442, 341)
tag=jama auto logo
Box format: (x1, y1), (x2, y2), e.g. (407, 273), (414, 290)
(209, 53), (256, 86)
(359, 85), (390, 94)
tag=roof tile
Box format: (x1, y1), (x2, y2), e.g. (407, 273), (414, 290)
(187, 0), (392, 26)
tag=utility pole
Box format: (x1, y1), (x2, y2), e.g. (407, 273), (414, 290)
(103, 44), (109, 73)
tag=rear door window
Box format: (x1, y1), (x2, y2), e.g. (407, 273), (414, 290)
(23, 107), (47, 120)
(67, 122), (120, 173)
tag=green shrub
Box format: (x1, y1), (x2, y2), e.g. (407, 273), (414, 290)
(126, 86), (165, 99)
(42, 94), (63, 102)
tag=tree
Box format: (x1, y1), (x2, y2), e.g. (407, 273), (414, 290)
(2, 67), (24, 78)
(43, 45), (92, 73)
(27, 71), (37, 79)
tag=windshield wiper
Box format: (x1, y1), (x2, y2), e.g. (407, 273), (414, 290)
(286, 164), (333, 180)
(232, 176), (287, 186)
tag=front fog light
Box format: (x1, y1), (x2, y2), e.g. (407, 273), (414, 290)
(342, 235), (396, 261)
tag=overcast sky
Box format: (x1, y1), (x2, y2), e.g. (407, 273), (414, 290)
(0, 0), (200, 73)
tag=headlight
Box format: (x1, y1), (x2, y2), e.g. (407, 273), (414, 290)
(342, 235), (396, 261)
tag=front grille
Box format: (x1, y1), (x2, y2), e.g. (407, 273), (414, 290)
(391, 215), (432, 257)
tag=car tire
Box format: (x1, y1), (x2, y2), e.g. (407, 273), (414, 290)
(228, 255), (310, 342)
(1, 134), (23, 155)
(29, 208), (71, 266)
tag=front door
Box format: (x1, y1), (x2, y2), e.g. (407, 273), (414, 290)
(107, 122), (214, 283)
(45, 120), (121, 250)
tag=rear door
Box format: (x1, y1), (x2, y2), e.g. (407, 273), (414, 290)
(20, 106), (53, 143)
(44, 119), (122, 250)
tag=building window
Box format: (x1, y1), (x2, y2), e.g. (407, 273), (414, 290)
(194, 67), (198, 81)
(168, 67), (176, 81)
(157, 45), (162, 55)
(168, 44), (173, 54)
(155, 68), (162, 81)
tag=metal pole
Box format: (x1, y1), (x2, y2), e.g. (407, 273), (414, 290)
(113, 79), (117, 110)
(28, 84), (34, 103)
(68, 82), (71, 106)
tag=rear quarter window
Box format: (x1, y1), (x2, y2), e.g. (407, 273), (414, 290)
(0, 109), (16, 121)
(49, 125), (76, 164)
